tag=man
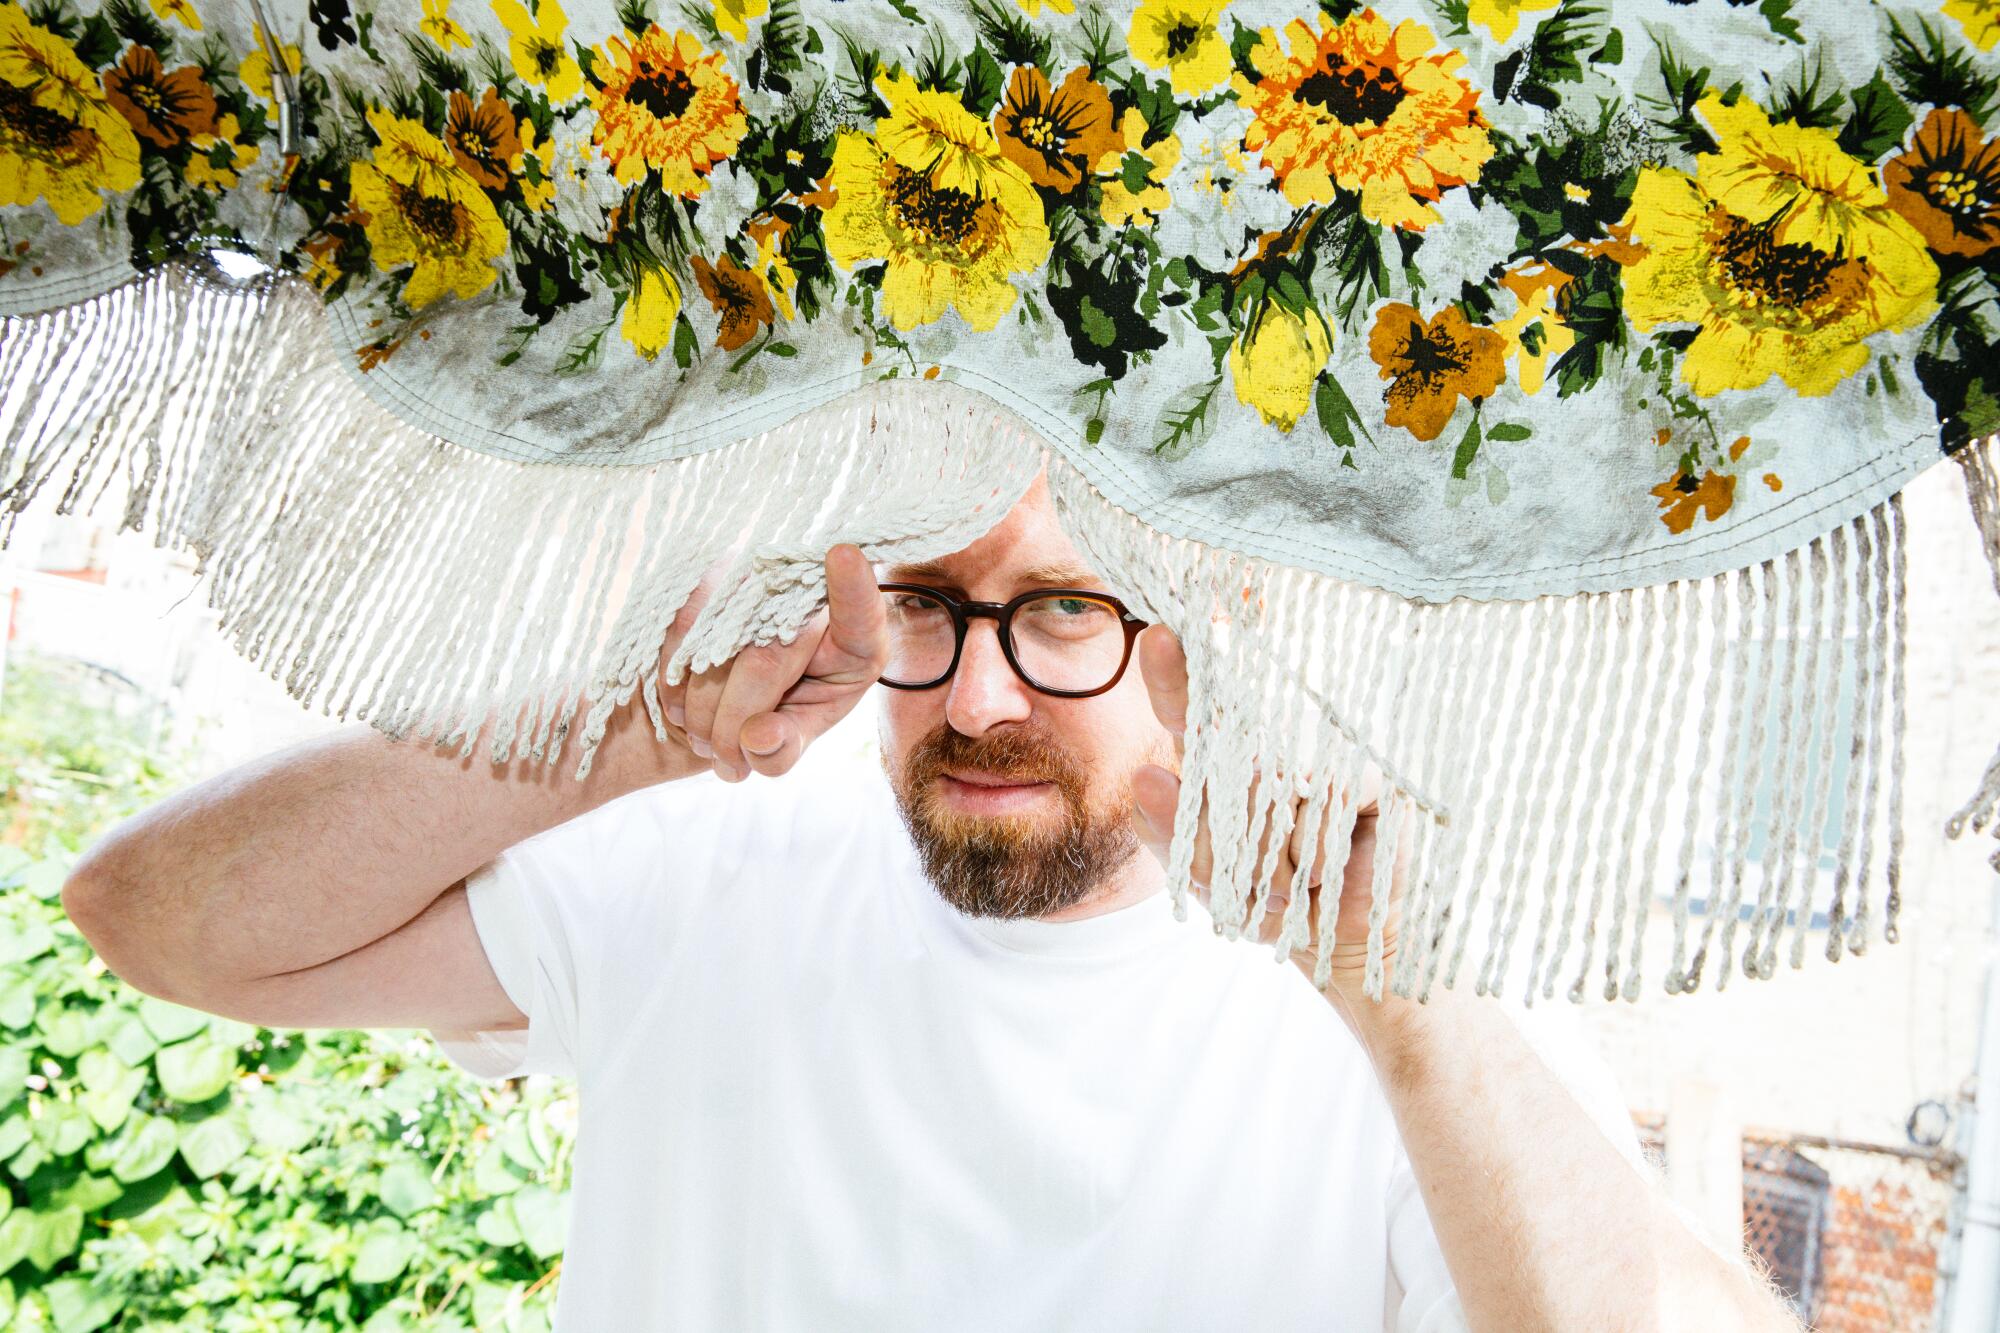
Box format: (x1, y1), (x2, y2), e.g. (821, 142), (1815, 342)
(62, 470), (1796, 1330)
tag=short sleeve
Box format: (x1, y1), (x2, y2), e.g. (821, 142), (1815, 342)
(426, 822), (598, 1082)
(1383, 998), (1647, 1332)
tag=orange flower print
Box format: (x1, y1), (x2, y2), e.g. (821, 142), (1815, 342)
(590, 25), (747, 196)
(1883, 107), (2000, 259)
(1366, 301), (1505, 441)
(692, 252), (775, 350)
(102, 44), (217, 149)
(993, 65), (1119, 192)
(1651, 470), (1736, 534)
(445, 86), (521, 191)
(1232, 7), (1492, 229)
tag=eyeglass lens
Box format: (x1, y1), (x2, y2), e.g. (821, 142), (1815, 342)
(879, 590), (1128, 693)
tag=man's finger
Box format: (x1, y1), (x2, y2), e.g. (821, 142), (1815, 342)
(1132, 762), (1179, 852)
(739, 710), (802, 777)
(1137, 625), (1188, 758)
(706, 632), (821, 779)
(816, 544), (890, 683)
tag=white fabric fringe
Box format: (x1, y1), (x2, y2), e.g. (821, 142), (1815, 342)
(1049, 456), (1926, 1004)
(7, 267), (1983, 1005)
(1, 266), (1045, 776)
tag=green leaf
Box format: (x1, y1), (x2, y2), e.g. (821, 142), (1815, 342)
(1838, 74), (1913, 165)
(36, 1006), (92, 1059)
(103, 1115), (177, 1184)
(136, 997), (208, 1045)
(0, 970), (33, 1032)
(475, 1202), (520, 1249)
(13, 1205), (83, 1271)
(960, 43), (1003, 119)
(1313, 373), (1374, 452)
(351, 1221), (416, 1284)
(43, 1277), (124, 1333)
(507, 1185), (570, 1259)
(78, 1050), (145, 1133)
(44, 1172), (121, 1214)
(1077, 294), (1118, 349)
(474, 1143), (527, 1195)
(1450, 413), (1484, 480)
(18, 862), (65, 902)
(32, 1101), (92, 1157)
(177, 1112), (250, 1179)
(102, 1014), (157, 1067)
(1486, 423), (1533, 442)
(379, 1160), (438, 1218)
(0, 1048), (27, 1108)
(0, 919), (54, 966)
(155, 1038), (237, 1104)
(500, 1119), (547, 1173)
(671, 313), (697, 370)
(0, 1115), (28, 1163)
(248, 1101), (313, 1153)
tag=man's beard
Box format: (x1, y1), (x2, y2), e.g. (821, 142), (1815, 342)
(883, 722), (1143, 920)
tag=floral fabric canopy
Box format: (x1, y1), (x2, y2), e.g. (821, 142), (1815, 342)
(2, 0), (1999, 1002)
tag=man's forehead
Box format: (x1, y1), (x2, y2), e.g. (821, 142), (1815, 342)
(882, 555), (1104, 590)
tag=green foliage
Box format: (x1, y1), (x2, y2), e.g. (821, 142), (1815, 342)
(0, 658), (575, 1328)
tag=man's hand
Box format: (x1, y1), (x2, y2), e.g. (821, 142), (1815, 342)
(1126, 624), (1402, 998)
(664, 544), (890, 783)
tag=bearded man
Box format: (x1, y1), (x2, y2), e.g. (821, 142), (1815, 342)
(63, 470), (1800, 1331)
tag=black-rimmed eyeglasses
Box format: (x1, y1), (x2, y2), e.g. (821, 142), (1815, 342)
(875, 584), (1148, 698)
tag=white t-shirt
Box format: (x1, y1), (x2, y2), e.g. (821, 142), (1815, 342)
(429, 758), (1644, 1332)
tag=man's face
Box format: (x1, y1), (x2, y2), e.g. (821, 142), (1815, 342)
(877, 473), (1178, 920)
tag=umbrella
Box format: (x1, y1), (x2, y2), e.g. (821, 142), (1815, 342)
(2, 0), (1997, 1002)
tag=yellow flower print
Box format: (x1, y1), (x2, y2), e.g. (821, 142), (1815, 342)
(747, 216), (797, 320)
(149, 0), (201, 29)
(493, 0), (583, 103)
(1096, 108), (1179, 228)
(516, 119), (556, 211)
(590, 26), (746, 195)
(238, 24), (302, 102)
(1490, 265), (1574, 396)
(1464, 0), (1560, 43)
(185, 113), (260, 191)
(1233, 8), (1493, 230)
(712, 0), (770, 41)
(422, 0), (473, 50)
(1128, 0), (1231, 97)
(1944, 0), (1999, 50)
(822, 71), (1051, 332)
(1618, 93), (1939, 398)
(0, 4), (142, 226)
(347, 107), (508, 309)
(622, 263), (682, 360)
(1230, 301), (1333, 431)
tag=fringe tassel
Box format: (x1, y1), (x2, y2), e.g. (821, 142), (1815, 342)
(2, 268), (1045, 778)
(1047, 461), (1917, 1003)
(1949, 434), (2000, 872)
(7, 267), (1980, 1004)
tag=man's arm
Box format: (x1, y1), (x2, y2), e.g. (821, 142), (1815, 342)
(61, 544), (888, 1035)
(1127, 625), (1796, 1331)
(1334, 985), (1798, 1331)
(60, 698), (704, 1030)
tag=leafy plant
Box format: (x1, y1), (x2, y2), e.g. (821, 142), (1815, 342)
(0, 657), (576, 1329)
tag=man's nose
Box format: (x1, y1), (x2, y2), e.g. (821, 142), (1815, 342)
(944, 618), (1035, 736)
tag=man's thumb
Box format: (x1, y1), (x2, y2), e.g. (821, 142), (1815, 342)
(742, 714), (789, 756)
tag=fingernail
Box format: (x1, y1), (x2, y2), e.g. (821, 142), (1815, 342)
(717, 762), (741, 782)
(1133, 804), (1158, 840)
(667, 703), (684, 726)
(744, 734), (780, 756)
(690, 736), (712, 757)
